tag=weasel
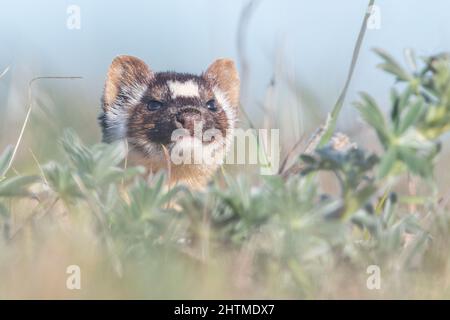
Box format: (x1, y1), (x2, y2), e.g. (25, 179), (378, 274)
(99, 55), (240, 189)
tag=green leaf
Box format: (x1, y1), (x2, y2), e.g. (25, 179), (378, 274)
(377, 147), (397, 178)
(382, 193), (397, 227)
(397, 99), (424, 134)
(95, 142), (126, 171)
(355, 92), (390, 147)
(398, 86), (413, 113)
(397, 147), (430, 177)
(300, 154), (316, 164)
(341, 185), (377, 220)
(43, 162), (82, 200)
(390, 88), (400, 130)
(373, 48), (412, 81)
(0, 175), (39, 197)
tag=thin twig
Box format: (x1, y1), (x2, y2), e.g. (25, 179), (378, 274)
(278, 134), (305, 175)
(0, 66), (9, 79)
(281, 126), (327, 178)
(8, 196), (59, 240)
(28, 148), (49, 186)
(4, 76), (83, 176)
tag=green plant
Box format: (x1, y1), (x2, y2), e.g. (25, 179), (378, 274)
(0, 146), (39, 237)
(2, 49), (450, 299)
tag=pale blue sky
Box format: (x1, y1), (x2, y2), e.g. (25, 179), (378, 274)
(1, 0), (449, 131)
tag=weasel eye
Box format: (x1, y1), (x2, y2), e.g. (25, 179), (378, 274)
(206, 99), (217, 112)
(147, 100), (163, 111)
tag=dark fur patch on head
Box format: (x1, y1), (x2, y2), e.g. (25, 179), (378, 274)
(125, 72), (229, 153)
(100, 57), (239, 166)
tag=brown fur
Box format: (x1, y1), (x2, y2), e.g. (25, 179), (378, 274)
(99, 55), (240, 189)
(204, 59), (240, 107)
(102, 55), (153, 110)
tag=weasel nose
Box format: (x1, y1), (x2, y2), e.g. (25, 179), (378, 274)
(176, 109), (202, 135)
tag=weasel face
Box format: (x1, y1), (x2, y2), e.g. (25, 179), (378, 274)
(99, 55), (240, 186)
(128, 73), (231, 153)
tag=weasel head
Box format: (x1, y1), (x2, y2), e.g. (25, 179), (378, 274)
(99, 55), (240, 186)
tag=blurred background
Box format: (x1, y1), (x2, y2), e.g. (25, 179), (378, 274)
(2, 0), (450, 299)
(1, 0), (450, 166)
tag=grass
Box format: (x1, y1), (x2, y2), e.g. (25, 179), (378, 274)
(1, 49), (450, 299)
(4, 0), (450, 299)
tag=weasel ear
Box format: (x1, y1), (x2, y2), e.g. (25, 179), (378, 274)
(204, 59), (240, 107)
(102, 55), (153, 111)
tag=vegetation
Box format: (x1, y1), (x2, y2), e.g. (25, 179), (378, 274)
(2, 50), (450, 299)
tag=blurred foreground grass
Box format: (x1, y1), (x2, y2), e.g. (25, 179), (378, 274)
(2, 50), (450, 299)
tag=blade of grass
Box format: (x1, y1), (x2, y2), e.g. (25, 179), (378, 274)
(318, 0), (375, 147)
(0, 66), (9, 79)
(236, 0), (262, 129)
(3, 76), (83, 177)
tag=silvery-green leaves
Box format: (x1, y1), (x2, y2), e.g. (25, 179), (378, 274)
(373, 48), (412, 82)
(60, 129), (144, 189)
(42, 129), (145, 203)
(356, 49), (449, 179)
(355, 92), (390, 148)
(301, 147), (378, 192)
(109, 175), (183, 256)
(0, 147), (39, 197)
(301, 147), (378, 219)
(0, 175), (39, 198)
(0, 146), (39, 226)
(1, 49), (450, 296)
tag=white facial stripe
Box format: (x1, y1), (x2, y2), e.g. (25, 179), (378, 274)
(213, 87), (234, 125)
(168, 80), (200, 98)
(212, 86), (235, 153)
(104, 83), (147, 142)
